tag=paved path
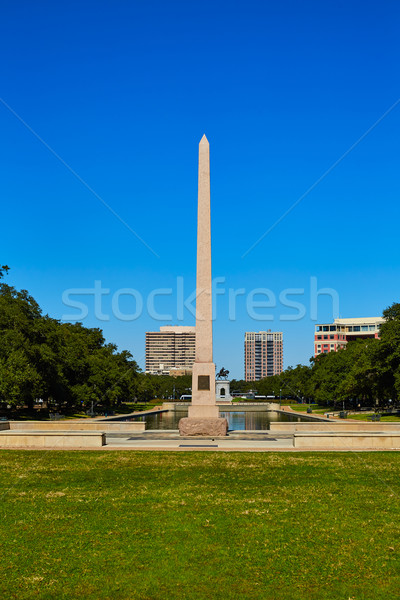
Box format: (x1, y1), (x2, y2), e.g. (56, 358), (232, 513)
(103, 436), (398, 452)
(104, 431), (294, 451)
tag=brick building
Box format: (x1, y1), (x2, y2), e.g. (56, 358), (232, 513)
(314, 317), (384, 356)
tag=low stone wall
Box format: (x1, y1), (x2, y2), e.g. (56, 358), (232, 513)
(221, 403), (281, 412)
(163, 402), (281, 412)
(293, 432), (400, 449)
(5, 421), (145, 432)
(99, 409), (165, 421)
(0, 431), (105, 448)
(162, 403), (178, 410)
(270, 422), (400, 432)
(274, 410), (330, 422)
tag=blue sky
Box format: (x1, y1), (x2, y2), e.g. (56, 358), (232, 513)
(1, 0), (400, 378)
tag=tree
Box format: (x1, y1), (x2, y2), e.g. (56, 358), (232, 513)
(336, 340), (382, 407)
(0, 283), (140, 412)
(0, 284), (44, 410)
(382, 303), (400, 322)
(375, 302), (400, 403)
(0, 350), (42, 409)
(0, 265), (9, 279)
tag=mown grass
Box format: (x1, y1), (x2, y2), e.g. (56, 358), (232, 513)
(1, 451), (399, 600)
(289, 404), (327, 413)
(347, 413), (400, 422)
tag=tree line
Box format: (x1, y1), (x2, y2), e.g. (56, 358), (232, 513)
(0, 276), (192, 414)
(1, 268), (399, 413)
(231, 303), (400, 409)
(0, 282), (142, 413)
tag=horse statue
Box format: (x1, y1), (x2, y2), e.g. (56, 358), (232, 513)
(216, 367), (230, 380)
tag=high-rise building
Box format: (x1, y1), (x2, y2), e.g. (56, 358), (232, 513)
(244, 331), (283, 381)
(145, 326), (196, 375)
(314, 317), (384, 356)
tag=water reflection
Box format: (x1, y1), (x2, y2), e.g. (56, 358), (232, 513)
(130, 409), (304, 431)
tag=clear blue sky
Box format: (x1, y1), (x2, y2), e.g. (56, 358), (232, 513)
(1, 0), (400, 378)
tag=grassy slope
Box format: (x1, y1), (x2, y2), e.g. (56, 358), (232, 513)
(288, 404), (327, 413)
(1, 451), (399, 600)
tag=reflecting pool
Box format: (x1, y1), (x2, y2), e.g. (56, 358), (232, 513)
(121, 409), (310, 431)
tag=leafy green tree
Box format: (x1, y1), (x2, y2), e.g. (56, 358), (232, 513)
(0, 349), (42, 409)
(374, 302), (400, 403)
(335, 340), (381, 407)
(0, 265), (9, 279)
(309, 347), (357, 407)
(0, 284), (44, 410)
(0, 283), (140, 412)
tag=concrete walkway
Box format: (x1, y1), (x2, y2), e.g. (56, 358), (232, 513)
(105, 433), (294, 451)
(101, 428), (400, 452)
(102, 429), (290, 451)
(103, 436), (398, 452)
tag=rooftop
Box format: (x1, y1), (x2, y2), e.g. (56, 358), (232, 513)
(333, 317), (384, 324)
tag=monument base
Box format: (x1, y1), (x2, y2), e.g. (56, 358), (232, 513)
(179, 417), (228, 437)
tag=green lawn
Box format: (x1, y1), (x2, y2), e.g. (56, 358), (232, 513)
(1, 452), (399, 600)
(289, 404), (327, 413)
(348, 413), (400, 422)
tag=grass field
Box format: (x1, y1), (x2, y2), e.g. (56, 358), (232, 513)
(1, 451), (399, 600)
(288, 404), (326, 413)
(347, 413), (400, 422)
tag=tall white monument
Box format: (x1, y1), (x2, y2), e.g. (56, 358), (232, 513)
(179, 135), (228, 436)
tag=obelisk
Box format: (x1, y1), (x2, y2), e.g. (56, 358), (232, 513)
(179, 135), (228, 437)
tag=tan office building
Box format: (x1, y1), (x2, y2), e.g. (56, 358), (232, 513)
(145, 326), (196, 375)
(244, 330), (283, 381)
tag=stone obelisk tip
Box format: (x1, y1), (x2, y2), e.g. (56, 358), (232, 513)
(200, 134), (209, 145)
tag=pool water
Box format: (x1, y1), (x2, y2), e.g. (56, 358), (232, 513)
(127, 409), (308, 431)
